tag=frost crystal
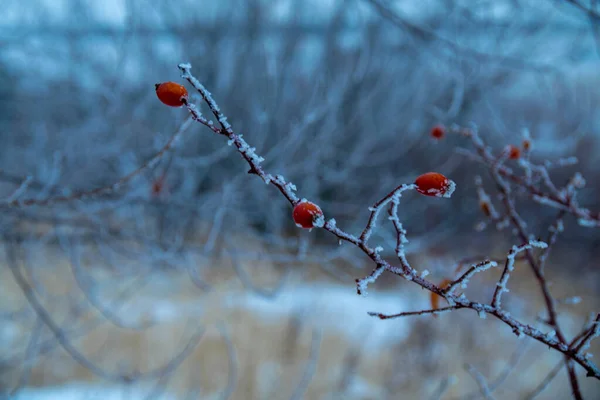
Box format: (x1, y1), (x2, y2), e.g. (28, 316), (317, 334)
(313, 214), (325, 228)
(442, 179), (456, 198)
(571, 172), (586, 188)
(549, 220), (565, 233)
(529, 240), (548, 249)
(513, 327), (524, 338)
(561, 296), (581, 305)
(475, 221), (487, 232)
(356, 267), (385, 296)
(578, 218), (599, 228)
(532, 194), (566, 209)
(450, 260), (497, 293)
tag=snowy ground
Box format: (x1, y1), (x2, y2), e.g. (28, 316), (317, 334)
(1, 237), (598, 399)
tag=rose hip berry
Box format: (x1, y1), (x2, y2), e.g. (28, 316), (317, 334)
(480, 201), (491, 217)
(414, 172), (456, 198)
(508, 145), (520, 160)
(155, 82), (188, 107)
(293, 200), (324, 229)
(430, 124), (445, 140)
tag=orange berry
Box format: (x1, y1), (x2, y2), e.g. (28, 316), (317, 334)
(508, 145), (520, 160)
(152, 181), (162, 195)
(522, 139), (531, 151)
(480, 201), (491, 217)
(155, 82), (188, 107)
(292, 200), (324, 229)
(414, 172), (455, 198)
(430, 124), (445, 139)
(151, 179), (164, 197)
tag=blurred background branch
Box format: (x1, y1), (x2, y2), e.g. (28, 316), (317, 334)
(0, 0), (599, 399)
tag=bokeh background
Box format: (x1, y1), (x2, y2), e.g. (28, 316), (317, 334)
(0, 0), (599, 399)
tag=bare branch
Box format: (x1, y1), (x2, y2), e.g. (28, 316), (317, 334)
(1, 117), (194, 208)
(289, 327), (322, 400)
(465, 363), (495, 400)
(492, 241), (548, 310)
(365, 0), (558, 72)
(369, 306), (462, 320)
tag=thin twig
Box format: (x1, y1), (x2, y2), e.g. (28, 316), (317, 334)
(289, 327), (322, 400)
(465, 363), (496, 400)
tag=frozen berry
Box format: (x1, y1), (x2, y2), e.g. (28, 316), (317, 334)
(293, 200), (324, 229)
(508, 145), (520, 160)
(430, 124), (445, 140)
(155, 82), (188, 107)
(151, 176), (167, 197)
(480, 201), (491, 217)
(414, 172), (455, 198)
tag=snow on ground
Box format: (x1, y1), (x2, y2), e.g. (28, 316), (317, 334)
(223, 283), (417, 349)
(11, 382), (178, 400)
(109, 281), (419, 350)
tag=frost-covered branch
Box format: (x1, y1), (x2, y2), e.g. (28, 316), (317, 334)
(492, 241), (548, 310)
(369, 305), (462, 319)
(455, 124), (595, 398)
(573, 313), (600, 355)
(170, 64), (600, 381)
(443, 259), (498, 296)
(452, 125), (599, 227)
(179, 63), (300, 205)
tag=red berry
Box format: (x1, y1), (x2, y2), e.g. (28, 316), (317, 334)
(414, 172), (455, 198)
(152, 180), (162, 195)
(508, 145), (520, 160)
(480, 201), (491, 217)
(292, 200), (324, 229)
(430, 124), (445, 140)
(151, 179), (164, 197)
(155, 82), (188, 107)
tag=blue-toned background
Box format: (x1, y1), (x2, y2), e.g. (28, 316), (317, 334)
(1, 1), (599, 399)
